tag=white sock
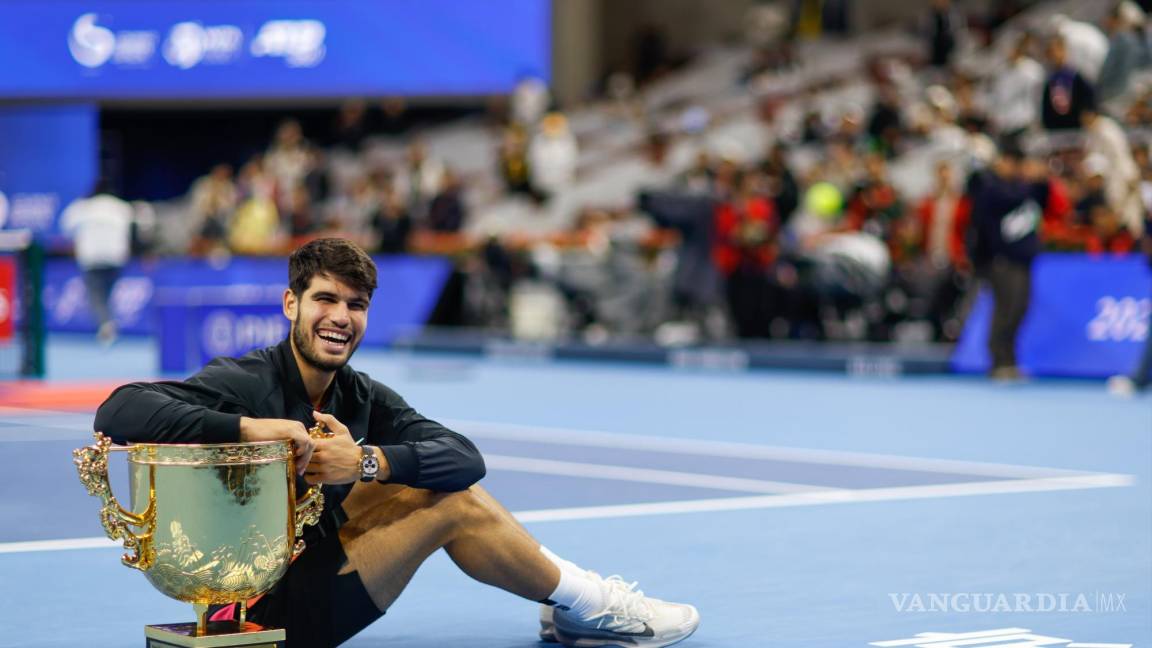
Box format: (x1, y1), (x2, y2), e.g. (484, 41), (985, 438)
(540, 546), (604, 619)
(540, 545), (586, 578)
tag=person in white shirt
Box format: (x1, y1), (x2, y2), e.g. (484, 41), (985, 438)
(60, 179), (134, 343)
(1049, 14), (1110, 83)
(528, 112), (579, 198)
(989, 33), (1046, 137)
(1082, 108), (1144, 236)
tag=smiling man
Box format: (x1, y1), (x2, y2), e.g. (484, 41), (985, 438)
(94, 238), (700, 648)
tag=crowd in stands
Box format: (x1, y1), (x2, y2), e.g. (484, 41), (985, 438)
(167, 0), (1152, 345)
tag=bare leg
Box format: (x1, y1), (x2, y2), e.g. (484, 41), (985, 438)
(337, 482), (560, 612)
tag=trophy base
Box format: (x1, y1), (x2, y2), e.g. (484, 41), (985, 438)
(144, 621), (285, 648)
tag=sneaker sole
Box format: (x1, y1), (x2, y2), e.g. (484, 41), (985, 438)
(551, 609), (699, 648)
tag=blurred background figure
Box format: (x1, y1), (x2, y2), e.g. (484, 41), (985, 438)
(60, 178), (134, 345)
(187, 163), (237, 257)
(528, 113), (578, 201)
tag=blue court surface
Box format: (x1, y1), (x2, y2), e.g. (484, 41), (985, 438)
(0, 336), (1149, 647)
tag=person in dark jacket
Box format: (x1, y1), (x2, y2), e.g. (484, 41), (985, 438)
(94, 238), (698, 648)
(1041, 36), (1097, 131)
(969, 146), (1049, 379)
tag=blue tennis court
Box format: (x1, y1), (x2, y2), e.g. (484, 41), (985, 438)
(0, 335), (1148, 647)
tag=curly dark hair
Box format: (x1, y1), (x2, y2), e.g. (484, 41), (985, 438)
(288, 238), (378, 298)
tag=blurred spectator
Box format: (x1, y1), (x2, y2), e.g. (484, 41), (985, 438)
(762, 144), (799, 226)
(511, 75), (550, 128)
(969, 146), (1049, 380)
(988, 34), (1045, 139)
(187, 163), (237, 256)
(1082, 108), (1144, 235)
(1106, 199), (1152, 396)
(497, 125), (540, 200)
(396, 140), (445, 223)
(844, 154), (903, 240)
(229, 157), (280, 255)
(712, 170), (780, 338)
(1082, 198), (1136, 254)
(331, 99), (369, 152)
(283, 185), (317, 237)
(377, 97), (409, 137)
(925, 0), (963, 69)
(265, 118), (312, 210)
(426, 169), (467, 233)
(529, 113), (579, 199)
(60, 178), (133, 345)
(372, 177), (412, 254)
(329, 175), (380, 237)
(866, 84), (904, 157)
(911, 161), (972, 340)
(1041, 36), (1097, 131)
(1048, 14), (1110, 83)
(1098, 3), (1147, 106)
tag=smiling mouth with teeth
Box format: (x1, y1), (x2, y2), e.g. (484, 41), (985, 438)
(317, 330), (351, 346)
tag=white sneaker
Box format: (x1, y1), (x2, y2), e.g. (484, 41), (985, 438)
(540, 604), (558, 642)
(550, 575), (700, 647)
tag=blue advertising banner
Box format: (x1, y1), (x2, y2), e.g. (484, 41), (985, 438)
(0, 105), (98, 242)
(0, 1), (550, 99)
(41, 255), (451, 372)
(953, 254), (1152, 377)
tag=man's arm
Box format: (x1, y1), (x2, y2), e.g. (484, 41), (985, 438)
(369, 383), (486, 492)
(94, 381), (244, 444)
(94, 373), (315, 472)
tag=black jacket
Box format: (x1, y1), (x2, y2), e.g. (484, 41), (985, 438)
(95, 339), (486, 514)
(970, 172), (1047, 268)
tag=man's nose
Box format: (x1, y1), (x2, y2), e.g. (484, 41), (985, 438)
(329, 302), (350, 325)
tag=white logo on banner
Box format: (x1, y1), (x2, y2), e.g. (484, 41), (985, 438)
(1086, 296), (1151, 343)
(870, 627), (1130, 647)
(0, 190), (9, 228)
(163, 22), (243, 69)
(203, 310), (287, 358)
(68, 13), (116, 68)
(250, 20), (326, 67)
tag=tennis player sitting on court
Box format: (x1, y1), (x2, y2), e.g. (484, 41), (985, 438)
(95, 237), (700, 648)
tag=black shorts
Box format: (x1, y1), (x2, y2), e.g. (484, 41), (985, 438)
(244, 528), (384, 647)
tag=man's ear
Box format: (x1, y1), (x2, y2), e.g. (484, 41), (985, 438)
(283, 288), (297, 321)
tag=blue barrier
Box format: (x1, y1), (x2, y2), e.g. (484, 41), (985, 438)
(953, 254), (1151, 377)
(41, 255), (451, 372)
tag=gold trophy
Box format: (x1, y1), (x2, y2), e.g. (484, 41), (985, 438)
(74, 432), (325, 647)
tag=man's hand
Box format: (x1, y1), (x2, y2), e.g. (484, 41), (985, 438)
(239, 417), (315, 476)
(305, 411), (389, 485)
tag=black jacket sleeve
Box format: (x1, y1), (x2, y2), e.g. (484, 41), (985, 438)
(369, 381), (485, 492)
(93, 358), (258, 444)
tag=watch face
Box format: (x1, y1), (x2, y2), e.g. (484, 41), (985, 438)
(361, 449), (379, 478)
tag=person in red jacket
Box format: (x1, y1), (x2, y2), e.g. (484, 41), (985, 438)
(907, 161), (972, 341)
(712, 170), (780, 338)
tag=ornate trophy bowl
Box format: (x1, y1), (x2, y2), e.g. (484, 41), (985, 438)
(74, 432), (324, 647)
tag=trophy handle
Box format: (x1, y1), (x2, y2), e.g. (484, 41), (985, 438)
(73, 431), (156, 570)
(293, 484), (325, 557)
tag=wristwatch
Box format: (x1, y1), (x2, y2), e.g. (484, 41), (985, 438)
(359, 445), (380, 482)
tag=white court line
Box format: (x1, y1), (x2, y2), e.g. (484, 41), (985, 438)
(447, 419), (1097, 479)
(511, 473), (1135, 523)
(1, 474), (1133, 555)
(484, 454), (844, 494)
